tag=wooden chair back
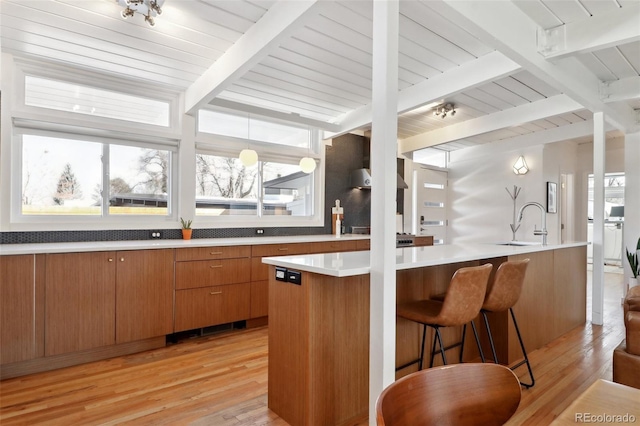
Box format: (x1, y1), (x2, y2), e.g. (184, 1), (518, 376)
(376, 363), (521, 426)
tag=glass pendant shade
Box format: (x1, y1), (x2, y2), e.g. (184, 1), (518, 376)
(513, 156), (529, 175)
(299, 157), (316, 173)
(239, 149), (258, 167)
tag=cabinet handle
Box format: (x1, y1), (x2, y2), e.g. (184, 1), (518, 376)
(209, 291), (222, 295)
(209, 251), (222, 255)
(278, 248), (289, 251)
(108, 258), (113, 262)
(120, 258), (125, 262)
(210, 265), (223, 269)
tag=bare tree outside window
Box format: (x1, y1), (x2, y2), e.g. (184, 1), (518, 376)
(196, 154), (257, 199)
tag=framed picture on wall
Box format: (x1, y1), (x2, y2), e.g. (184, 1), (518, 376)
(547, 182), (557, 213)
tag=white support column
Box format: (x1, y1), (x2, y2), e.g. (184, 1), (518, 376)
(369, 0), (398, 424)
(592, 112), (605, 325)
(623, 132), (640, 296)
(179, 113), (197, 225)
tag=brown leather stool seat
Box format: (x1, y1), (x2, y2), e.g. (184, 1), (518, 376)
(397, 263), (492, 370)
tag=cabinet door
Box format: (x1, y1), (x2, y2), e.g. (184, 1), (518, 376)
(45, 252), (116, 356)
(175, 283), (251, 332)
(1, 255), (37, 364)
(116, 249), (174, 344)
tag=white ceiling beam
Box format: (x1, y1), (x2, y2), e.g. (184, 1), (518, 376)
(538, 2), (640, 60)
(449, 120), (613, 163)
(399, 94), (582, 154)
(184, 0), (322, 115)
(208, 99), (340, 132)
(325, 50), (521, 138)
(431, 0), (637, 133)
(600, 76), (640, 103)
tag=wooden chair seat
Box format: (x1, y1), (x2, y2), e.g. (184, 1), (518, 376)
(376, 363), (522, 426)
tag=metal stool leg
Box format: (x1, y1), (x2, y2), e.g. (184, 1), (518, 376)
(429, 327), (448, 367)
(481, 311), (499, 364)
(510, 307), (535, 388)
(418, 324), (427, 370)
(470, 319), (486, 363)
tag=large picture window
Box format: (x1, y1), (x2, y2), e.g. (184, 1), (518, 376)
(19, 134), (172, 217)
(195, 108), (323, 224)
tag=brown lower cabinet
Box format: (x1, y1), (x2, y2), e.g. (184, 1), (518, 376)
(45, 251), (117, 356)
(174, 283), (251, 331)
(45, 249), (174, 356)
(0, 254), (44, 364)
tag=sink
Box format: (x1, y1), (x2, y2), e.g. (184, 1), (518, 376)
(495, 241), (541, 246)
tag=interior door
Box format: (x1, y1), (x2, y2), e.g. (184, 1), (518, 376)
(413, 167), (448, 244)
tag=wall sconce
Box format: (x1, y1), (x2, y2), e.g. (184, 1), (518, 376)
(513, 155), (529, 175)
(433, 103), (456, 119)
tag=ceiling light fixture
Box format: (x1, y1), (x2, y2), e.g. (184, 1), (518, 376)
(117, 0), (164, 27)
(513, 155), (529, 175)
(239, 114), (258, 167)
(239, 149), (258, 167)
(432, 103), (456, 119)
(299, 157), (316, 174)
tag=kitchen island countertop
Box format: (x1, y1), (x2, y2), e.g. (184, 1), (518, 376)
(262, 241), (589, 277)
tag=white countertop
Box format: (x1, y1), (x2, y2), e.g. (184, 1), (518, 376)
(0, 234), (369, 256)
(262, 241), (589, 277)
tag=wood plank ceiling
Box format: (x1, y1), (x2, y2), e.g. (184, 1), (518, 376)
(1, 0), (638, 155)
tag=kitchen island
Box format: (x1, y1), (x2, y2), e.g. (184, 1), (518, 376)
(263, 242), (588, 426)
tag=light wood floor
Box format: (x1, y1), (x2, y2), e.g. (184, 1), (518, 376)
(0, 270), (626, 425)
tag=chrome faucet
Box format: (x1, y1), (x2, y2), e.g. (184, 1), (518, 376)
(517, 202), (548, 246)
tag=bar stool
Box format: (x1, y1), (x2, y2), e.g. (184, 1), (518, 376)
(396, 263), (492, 370)
(480, 259), (535, 388)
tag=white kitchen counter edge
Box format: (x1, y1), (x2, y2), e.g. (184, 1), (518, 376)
(0, 234), (369, 256)
(261, 242), (589, 277)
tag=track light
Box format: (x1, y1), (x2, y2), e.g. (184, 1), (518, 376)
(116, 0), (164, 26)
(432, 103), (456, 119)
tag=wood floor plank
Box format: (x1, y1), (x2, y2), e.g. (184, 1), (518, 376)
(0, 270), (628, 425)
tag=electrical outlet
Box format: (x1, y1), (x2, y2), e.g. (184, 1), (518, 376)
(256, 229), (264, 234)
(149, 231), (163, 239)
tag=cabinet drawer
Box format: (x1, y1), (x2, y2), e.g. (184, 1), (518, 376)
(250, 243), (308, 257)
(356, 239), (371, 250)
(414, 236), (434, 247)
(174, 283), (250, 332)
(175, 245), (251, 261)
(310, 240), (358, 253)
(175, 258), (251, 290)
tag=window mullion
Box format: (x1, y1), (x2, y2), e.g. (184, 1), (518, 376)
(102, 144), (109, 217)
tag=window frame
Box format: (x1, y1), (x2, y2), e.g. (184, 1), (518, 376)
(12, 128), (178, 225)
(194, 108), (325, 228)
(4, 58), (181, 229)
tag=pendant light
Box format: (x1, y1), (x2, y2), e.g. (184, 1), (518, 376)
(239, 148), (258, 167)
(239, 114), (258, 167)
(299, 157), (316, 173)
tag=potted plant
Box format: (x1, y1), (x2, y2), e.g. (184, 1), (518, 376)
(180, 217), (193, 240)
(626, 237), (640, 288)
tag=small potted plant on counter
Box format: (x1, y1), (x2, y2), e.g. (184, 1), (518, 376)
(180, 217), (193, 240)
(626, 237), (640, 289)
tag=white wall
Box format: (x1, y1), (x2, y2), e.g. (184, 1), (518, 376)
(446, 138), (590, 245)
(447, 144), (548, 244)
(442, 135), (628, 247)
